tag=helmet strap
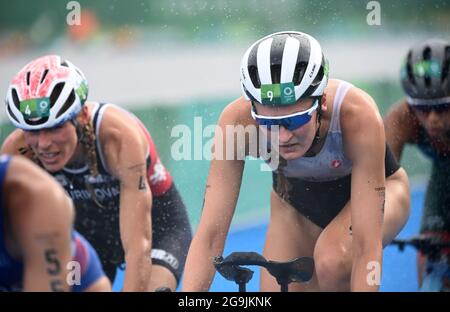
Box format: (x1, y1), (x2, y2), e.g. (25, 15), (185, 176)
(304, 96), (323, 156)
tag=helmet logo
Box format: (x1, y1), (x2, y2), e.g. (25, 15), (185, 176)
(39, 100), (49, 110)
(413, 60), (441, 77)
(309, 64), (316, 78)
(283, 86), (293, 96)
(241, 68), (246, 81)
(76, 81), (88, 101)
(261, 82), (296, 105)
(19, 97), (50, 120)
(324, 59), (330, 76)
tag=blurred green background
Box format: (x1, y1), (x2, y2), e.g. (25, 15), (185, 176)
(1, 0), (449, 45)
(1, 0), (447, 228)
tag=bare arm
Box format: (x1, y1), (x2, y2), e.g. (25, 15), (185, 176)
(6, 156), (73, 291)
(342, 89), (385, 291)
(182, 99), (248, 291)
(1, 129), (29, 156)
(384, 99), (418, 161)
(100, 109), (153, 292)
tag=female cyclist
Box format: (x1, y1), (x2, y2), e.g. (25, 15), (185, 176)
(2, 55), (192, 291)
(182, 31), (410, 292)
(384, 38), (450, 287)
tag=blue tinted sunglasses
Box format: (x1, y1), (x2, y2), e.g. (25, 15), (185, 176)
(251, 100), (319, 131)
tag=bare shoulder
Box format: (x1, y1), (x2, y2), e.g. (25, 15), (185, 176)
(340, 85), (384, 132)
(339, 85), (385, 161)
(215, 97), (258, 158)
(343, 85), (381, 117)
(93, 104), (148, 174)
(5, 156), (63, 195)
(384, 98), (419, 146)
(385, 98), (417, 124)
(95, 104), (147, 152)
(1, 129), (28, 155)
(219, 97), (254, 127)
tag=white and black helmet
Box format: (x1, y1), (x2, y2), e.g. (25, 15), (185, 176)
(240, 31), (329, 106)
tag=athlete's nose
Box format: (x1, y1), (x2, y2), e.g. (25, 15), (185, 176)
(37, 129), (53, 150)
(278, 126), (294, 143)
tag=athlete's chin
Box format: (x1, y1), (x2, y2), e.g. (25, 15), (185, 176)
(42, 163), (63, 173)
(279, 146), (304, 160)
(39, 157), (66, 172)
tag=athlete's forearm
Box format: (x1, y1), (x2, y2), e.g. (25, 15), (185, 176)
(118, 178), (153, 291)
(122, 251), (152, 291)
(351, 245), (382, 292)
(182, 236), (220, 291)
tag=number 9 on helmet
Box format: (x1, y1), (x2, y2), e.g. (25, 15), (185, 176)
(240, 31), (329, 106)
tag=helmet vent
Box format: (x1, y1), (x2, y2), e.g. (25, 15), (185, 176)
(248, 65), (261, 88)
(55, 90), (75, 119)
(293, 61), (307, 86)
(49, 82), (65, 108)
(424, 75), (431, 88)
(11, 88), (20, 109)
(406, 51), (416, 86)
(270, 64), (281, 84)
(312, 56), (325, 87)
(269, 34), (287, 84)
(6, 100), (19, 123)
(27, 116), (49, 126)
(26, 72), (30, 86)
(248, 43), (261, 88)
(423, 46), (432, 60)
(442, 46), (450, 83)
(423, 46), (432, 87)
(60, 60), (69, 67)
(40, 69), (49, 84)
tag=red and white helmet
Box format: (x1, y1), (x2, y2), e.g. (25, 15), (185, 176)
(5, 55), (88, 130)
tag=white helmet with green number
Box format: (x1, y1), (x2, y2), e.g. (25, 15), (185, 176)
(240, 31), (329, 106)
(5, 55), (88, 131)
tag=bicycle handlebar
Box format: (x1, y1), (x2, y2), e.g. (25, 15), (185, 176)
(213, 252), (314, 292)
(391, 235), (450, 259)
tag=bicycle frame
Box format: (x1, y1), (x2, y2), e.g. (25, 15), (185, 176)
(391, 233), (450, 292)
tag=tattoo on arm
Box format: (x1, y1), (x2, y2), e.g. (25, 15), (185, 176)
(374, 187), (386, 213)
(138, 175), (147, 190)
(34, 234), (64, 291)
(127, 163), (147, 191)
(44, 247), (64, 292)
(18, 147), (30, 155)
(45, 248), (61, 275)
